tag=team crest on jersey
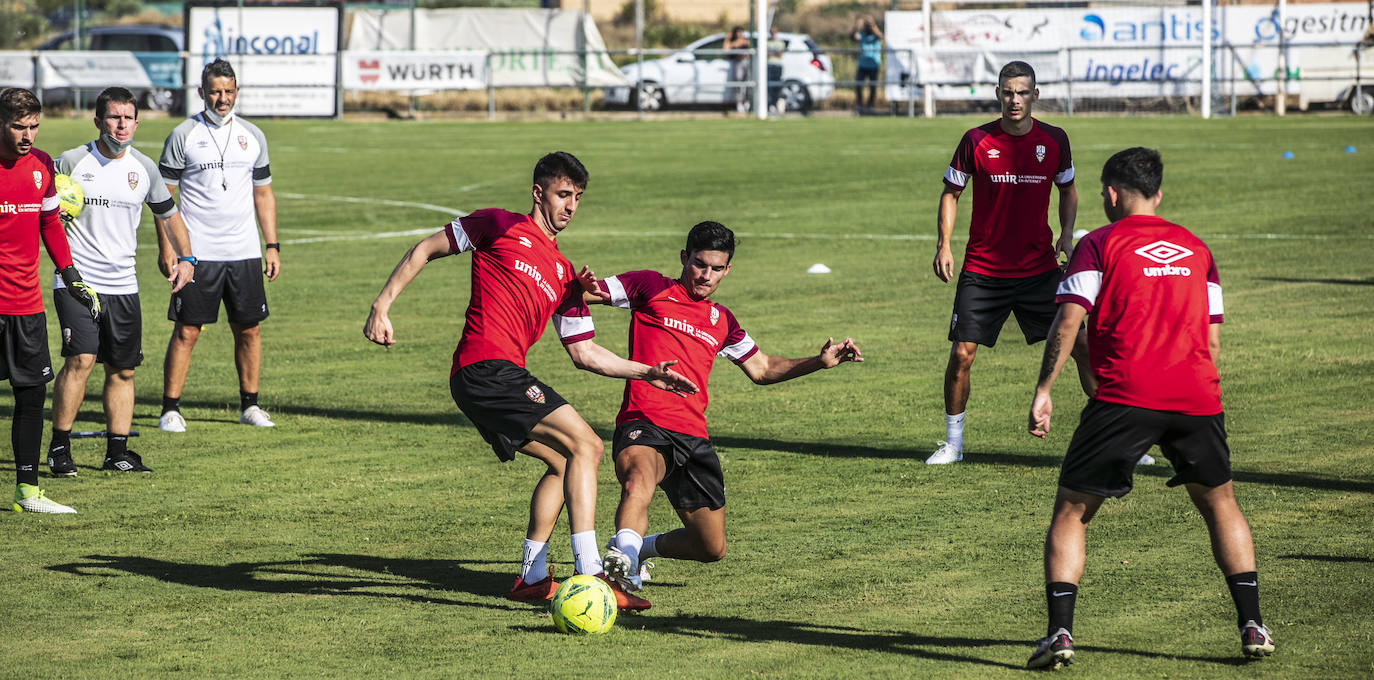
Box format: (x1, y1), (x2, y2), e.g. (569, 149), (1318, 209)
(32, 171), (42, 188)
(237, 135), (248, 150)
(986, 149), (1001, 159)
(128, 172), (139, 190)
(555, 262), (564, 279)
(710, 306), (719, 326)
(525, 385), (546, 404)
(63, 328), (71, 344)
(627, 429), (642, 440)
(1035, 145), (1046, 163)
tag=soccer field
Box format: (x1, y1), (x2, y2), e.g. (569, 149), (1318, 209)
(6, 114), (1373, 678)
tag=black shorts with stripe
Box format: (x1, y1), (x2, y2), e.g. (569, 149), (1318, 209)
(612, 420), (725, 511)
(56, 290), (143, 369)
(169, 258), (268, 326)
(0, 313), (53, 386)
(450, 360), (568, 462)
(1059, 399), (1232, 498)
(949, 268), (1061, 346)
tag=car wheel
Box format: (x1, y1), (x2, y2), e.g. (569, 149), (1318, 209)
(631, 82), (666, 111)
(1352, 90), (1374, 116)
(780, 80), (812, 114)
(141, 88), (177, 112)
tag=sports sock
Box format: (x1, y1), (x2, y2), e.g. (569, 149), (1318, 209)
(161, 395), (180, 415)
(613, 528), (644, 573)
(106, 433), (129, 459)
(640, 533), (661, 560)
(49, 428), (71, 456)
(520, 539), (549, 583)
(1225, 571), (1262, 628)
(12, 385), (45, 486)
(945, 411), (965, 452)
(1046, 581), (1078, 636)
(240, 392), (258, 411)
(570, 530), (602, 575)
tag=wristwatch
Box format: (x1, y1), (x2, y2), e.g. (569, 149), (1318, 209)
(177, 256), (199, 266)
(265, 242), (280, 250)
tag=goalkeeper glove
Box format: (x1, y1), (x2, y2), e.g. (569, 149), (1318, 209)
(59, 266), (101, 320)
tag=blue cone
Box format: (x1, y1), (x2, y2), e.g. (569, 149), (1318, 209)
(1345, 145), (1357, 153)
(1281, 151), (1294, 159)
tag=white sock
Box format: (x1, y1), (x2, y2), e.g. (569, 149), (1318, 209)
(613, 528), (644, 572)
(640, 533), (661, 560)
(521, 539), (548, 582)
(571, 530), (602, 575)
(945, 412), (965, 452)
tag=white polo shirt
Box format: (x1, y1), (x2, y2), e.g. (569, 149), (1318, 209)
(159, 112), (271, 262)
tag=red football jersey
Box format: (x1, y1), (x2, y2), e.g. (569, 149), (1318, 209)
(599, 270), (758, 438)
(0, 148), (74, 315)
(446, 208), (593, 375)
(944, 119), (1074, 278)
(1057, 215), (1223, 415)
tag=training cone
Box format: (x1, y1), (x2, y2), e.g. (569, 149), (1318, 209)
(807, 263), (831, 274)
(1281, 151), (1294, 159)
(1344, 145), (1357, 153)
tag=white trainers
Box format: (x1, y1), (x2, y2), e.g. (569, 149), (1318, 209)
(1137, 453), (1156, 466)
(602, 546), (642, 592)
(13, 484), (77, 514)
(925, 441), (962, 465)
(240, 405), (275, 427)
(158, 410), (187, 433)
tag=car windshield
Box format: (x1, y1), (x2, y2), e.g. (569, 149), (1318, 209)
(694, 37), (726, 58)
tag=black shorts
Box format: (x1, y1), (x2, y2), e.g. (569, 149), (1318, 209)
(612, 420), (725, 512)
(169, 258), (268, 326)
(1059, 399), (1232, 498)
(856, 65), (879, 82)
(450, 360), (569, 462)
(949, 269), (1061, 347)
(55, 290), (143, 369)
(0, 313), (53, 386)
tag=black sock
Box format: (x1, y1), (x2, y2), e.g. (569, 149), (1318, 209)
(1225, 571), (1262, 628)
(13, 385), (45, 486)
(50, 428), (71, 455)
(1046, 582), (1078, 636)
(161, 395), (180, 415)
(106, 433), (128, 459)
(240, 391), (258, 411)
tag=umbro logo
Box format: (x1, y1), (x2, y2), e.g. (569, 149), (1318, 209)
(1134, 240), (1193, 265)
(986, 149), (1001, 159)
(517, 236), (533, 248)
(112, 460), (135, 471)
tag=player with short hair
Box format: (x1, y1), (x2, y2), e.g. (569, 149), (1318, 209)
(364, 151), (697, 610)
(47, 87), (196, 476)
(1025, 147), (1271, 668)
(928, 60), (1100, 465)
(583, 221), (863, 608)
(0, 87), (100, 513)
(157, 58), (281, 433)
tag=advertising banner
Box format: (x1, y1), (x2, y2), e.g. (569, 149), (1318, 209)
(342, 50), (488, 91)
(0, 52), (35, 88)
(39, 52), (155, 89)
(185, 1), (341, 117)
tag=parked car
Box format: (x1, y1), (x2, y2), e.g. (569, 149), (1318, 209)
(604, 32), (834, 112)
(37, 24), (183, 112)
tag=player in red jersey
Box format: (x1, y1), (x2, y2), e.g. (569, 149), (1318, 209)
(0, 88), (100, 513)
(364, 152), (696, 607)
(928, 60), (1096, 465)
(580, 221), (863, 608)
(1024, 148), (1271, 668)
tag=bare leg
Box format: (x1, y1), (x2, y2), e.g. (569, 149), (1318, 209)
(652, 506), (727, 563)
(518, 440), (567, 542)
(613, 444), (668, 536)
(1186, 481), (1257, 576)
(103, 367), (135, 435)
(527, 404), (603, 535)
(943, 341), (979, 416)
(51, 354), (97, 431)
(1043, 486), (1106, 584)
(229, 322), (260, 395)
(163, 323), (201, 399)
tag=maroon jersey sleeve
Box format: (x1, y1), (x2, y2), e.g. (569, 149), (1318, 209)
(943, 129), (979, 190)
(553, 274), (595, 344)
(715, 304), (758, 363)
(35, 150), (73, 270)
(446, 208), (512, 253)
(1048, 125), (1075, 186)
(600, 270), (675, 309)
(1055, 224), (1113, 311)
(1206, 253), (1223, 324)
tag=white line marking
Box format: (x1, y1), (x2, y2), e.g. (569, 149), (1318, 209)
(276, 192), (467, 218)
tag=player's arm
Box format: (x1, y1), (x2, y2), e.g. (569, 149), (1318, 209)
(1029, 302), (1087, 438)
(253, 184), (281, 281)
(577, 266), (612, 305)
(737, 337), (863, 386)
(364, 229), (454, 347)
(156, 211), (195, 293)
(563, 339), (698, 395)
(1055, 181), (1078, 263)
(1208, 323), (1220, 365)
(933, 184), (961, 282)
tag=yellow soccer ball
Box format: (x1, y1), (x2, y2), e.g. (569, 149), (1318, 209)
(550, 574), (617, 634)
(54, 174), (84, 221)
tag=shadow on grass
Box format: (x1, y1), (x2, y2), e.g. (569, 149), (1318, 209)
(1256, 276), (1374, 286)
(1278, 553), (1373, 564)
(46, 553), (523, 610)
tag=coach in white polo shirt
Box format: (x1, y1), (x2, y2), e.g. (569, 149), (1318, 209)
(48, 87), (196, 476)
(157, 58), (281, 432)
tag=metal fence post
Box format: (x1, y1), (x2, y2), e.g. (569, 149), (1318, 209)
(487, 52), (495, 121)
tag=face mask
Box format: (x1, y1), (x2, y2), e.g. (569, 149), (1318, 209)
(100, 132), (133, 155)
(203, 101), (236, 126)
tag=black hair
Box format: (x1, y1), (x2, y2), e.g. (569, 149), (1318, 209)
(95, 87), (138, 120)
(1100, 147), (1163, 198)
(201, 58), (237, 90)
(533, 151), (588, 190)
(685, 221), (736, 261)
(999, 60), (1037, 89)
(0, 87), (41, 124)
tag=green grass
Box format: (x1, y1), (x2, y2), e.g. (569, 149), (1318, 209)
(4, 113), (1373, 678)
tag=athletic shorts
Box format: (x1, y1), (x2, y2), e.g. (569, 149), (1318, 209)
(168, 258), (268, 326)
(949, 268), (1061, 346)
(1058, 399), (1232, 498)
(55, 290), (142, 369)
(0, 313), (53, 386)
(612, 420), (725, 512)
(856, 65), (879, 82)
(449, 360), (569, 462)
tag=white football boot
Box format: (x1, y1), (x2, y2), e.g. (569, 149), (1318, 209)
(158, 410), (187, 433)
(240, 405), (275, 427)
(925, 440), (962, 465)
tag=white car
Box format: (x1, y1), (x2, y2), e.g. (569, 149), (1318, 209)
(605, 32), (834, 112)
